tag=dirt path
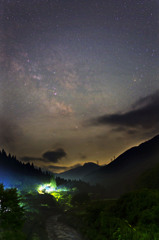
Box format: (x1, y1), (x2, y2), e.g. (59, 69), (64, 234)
(46, 215), (83, 240)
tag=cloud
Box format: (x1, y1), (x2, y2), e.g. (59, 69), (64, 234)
(0, 117), (22, 151)
(89, 91), (159, 131)
(20, 156), (43, 162)
(20, 148), (67, 164)
(48, 163), (81, 173)
(48, 166), (69, 171)
(132, 91), (159, 109)
(79, 154), (87, 159)
(42, 148), (67, 163)
(111, 127), (138, 135)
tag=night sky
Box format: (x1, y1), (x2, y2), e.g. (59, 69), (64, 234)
(1, 0), (159, 173)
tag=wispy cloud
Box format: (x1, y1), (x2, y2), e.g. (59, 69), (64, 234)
(49, 163), (81, 173)
(0, 117), (22, 151)
(20, 156), (43, 162)
(89, 91), (159, 131)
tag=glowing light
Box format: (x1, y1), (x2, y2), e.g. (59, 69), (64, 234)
(37, 180), (72, 203)
(37, 178), (73, 202)
(51, 192), (61, 201)
(37, 183), (56, 194)
(37, 184), (70, 194)
(37, 178), (57, 194)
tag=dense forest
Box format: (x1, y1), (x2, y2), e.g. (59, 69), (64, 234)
(0, 149), (51, 190)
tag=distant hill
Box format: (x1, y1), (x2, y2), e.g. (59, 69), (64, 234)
(83, 134), (159, 197)
(0, 149), (51, 190)
(58, 135), (159, 197)
(57, 162), (100, 180)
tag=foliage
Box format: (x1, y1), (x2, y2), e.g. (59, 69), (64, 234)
(136, 163), (159, 190)
(0, 184), (26, 240)
(71, 192), (90, 206)
(22, 192), (58, 240)
(64, 189), (159, 240)
(0, 149), (52, 190)
(115, 188), (159, 226)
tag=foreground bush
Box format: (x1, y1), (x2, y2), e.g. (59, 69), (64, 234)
(0, 184), (26, 240)
(65, 189), (159, 240)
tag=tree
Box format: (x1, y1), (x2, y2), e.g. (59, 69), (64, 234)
(0, 184), (26, 240)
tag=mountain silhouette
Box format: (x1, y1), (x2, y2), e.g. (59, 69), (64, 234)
(59, 135), (159, 197)
(84, 134), (159, 196)
(58, 162), (100, 180)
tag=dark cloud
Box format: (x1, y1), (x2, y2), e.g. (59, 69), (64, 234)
(132, 91), (159, 109)
(42, 148), (67, 163)
(20, 148), (67, 164)
(79, 154), (87, 159)
(111, 127), (138, 135)
(127, 129), (138, 135)
(89, 91), (159, 130)
(111, 127), (127, 133)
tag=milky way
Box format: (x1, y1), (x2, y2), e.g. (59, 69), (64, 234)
(0, 0), (159, 172)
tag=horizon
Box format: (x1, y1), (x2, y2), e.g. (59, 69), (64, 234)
(1, 133), (158, 174)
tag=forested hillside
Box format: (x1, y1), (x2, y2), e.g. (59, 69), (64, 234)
(0, 149), (51, 190)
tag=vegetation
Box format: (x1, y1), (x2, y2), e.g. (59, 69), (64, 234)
(2, 181), (159, 240)
(0, 149), (51, 190)
(62, 188), (159, 240)
(22, 192), (58, 240)
(0, 184), (25, 240)
(71, 192), (90, 206)
(136, 163), (159, 190)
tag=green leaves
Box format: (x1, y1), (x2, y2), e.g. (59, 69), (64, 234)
(0, 184), (26, 240)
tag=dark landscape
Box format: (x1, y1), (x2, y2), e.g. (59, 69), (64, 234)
(1, 134), (159, 239)
(1, 0), (159, 239)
